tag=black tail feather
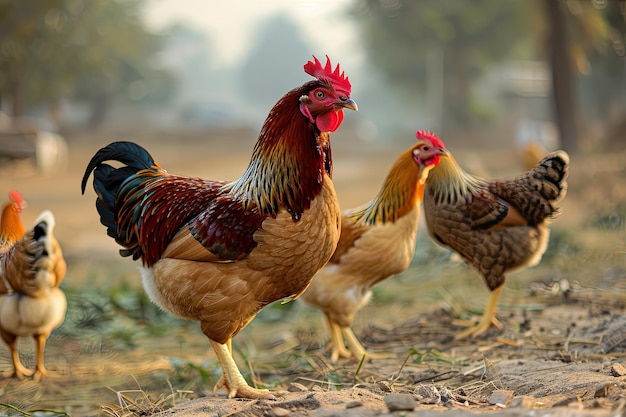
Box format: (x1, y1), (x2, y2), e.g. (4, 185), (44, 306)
(81, 141), (159, 252)
(80, 141), (156, 195)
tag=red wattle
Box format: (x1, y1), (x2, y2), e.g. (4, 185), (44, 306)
(316, 110), (344, 133)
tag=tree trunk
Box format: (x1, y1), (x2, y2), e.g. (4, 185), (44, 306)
(544, 0), (580, 155)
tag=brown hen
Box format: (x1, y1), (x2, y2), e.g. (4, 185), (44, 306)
(418, 130), (569, 338)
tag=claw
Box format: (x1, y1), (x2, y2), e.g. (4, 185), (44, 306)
(455, 286), (503, 339)
(210, 339), (282, 400)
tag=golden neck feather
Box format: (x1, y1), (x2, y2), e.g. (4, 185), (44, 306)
(352, 149), (428, 225)
(426, 153), (487, 204)
(0, 203), (25, 244)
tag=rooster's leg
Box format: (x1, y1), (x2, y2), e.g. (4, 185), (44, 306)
(455, 286), (503, 339)
(213, 338), (232, 392)
(33, 333), (49, 381)
(341, 327), (387, 360)
(210, 339), (278, 399)
(324, 314), (351, 362)
(1, 331), (32, 379)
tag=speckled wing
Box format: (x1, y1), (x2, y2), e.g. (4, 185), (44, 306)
(162, 192), (267, 263)
(466, 187), (528, 231)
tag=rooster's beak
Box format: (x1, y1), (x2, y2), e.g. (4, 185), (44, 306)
(336, 97), (358, 111)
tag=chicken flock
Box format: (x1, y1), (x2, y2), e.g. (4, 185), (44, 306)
(1, 55), (570, 400)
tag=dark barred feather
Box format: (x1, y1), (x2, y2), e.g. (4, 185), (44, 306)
(489, 151), (569, 225)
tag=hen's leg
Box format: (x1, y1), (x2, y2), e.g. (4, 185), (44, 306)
(341, 327), (387, 360)
(324, 314), (351, 362)
(455, 286), (503, 339)
(33, 333), (49, 381)
(1, 331), (32, 379)
(210, 339), (278, 399)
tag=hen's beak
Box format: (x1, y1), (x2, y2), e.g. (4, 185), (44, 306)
(336, 97), (358, 111)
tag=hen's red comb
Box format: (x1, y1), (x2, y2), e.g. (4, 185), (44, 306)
(416, 130), (445, 149)
(304, 55), (351, 96)
(8, 190), (22, 204)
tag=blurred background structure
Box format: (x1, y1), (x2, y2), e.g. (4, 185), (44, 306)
(0, 0), (624, 163)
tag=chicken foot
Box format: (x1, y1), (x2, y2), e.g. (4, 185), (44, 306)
(210, 339), (278, 400)
(2, 331), (33, 379)
(454, 286), (503, 339)
(33, 333), (50, 381)
(325, 315), (386, 362)
(326, 316), (353, 362)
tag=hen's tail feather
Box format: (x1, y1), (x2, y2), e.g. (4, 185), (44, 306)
(2, 210), (65, 295)
(532, 151), (569, 204)
(491, 150), (569, 225)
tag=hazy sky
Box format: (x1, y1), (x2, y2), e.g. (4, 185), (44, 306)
(143, 0), (360, 67)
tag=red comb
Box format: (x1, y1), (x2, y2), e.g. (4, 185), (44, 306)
(304, 55), (351, 96)
(8, 190), (22, 204)
(416, 130), (445, 148)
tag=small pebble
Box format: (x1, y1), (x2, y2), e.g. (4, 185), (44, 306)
(610, 363), (626, 377)
(488, 390), (513, 407)
(345, 401), (363, 409)
(384, 393), (416, 412)
(271, 406), (290, 417)
(378, 381), (392, 392)
(414, 385), (440, 404)
(287, 382), (308, 392)
(509, 396), (538, 409)
(594, 382), (610, 398)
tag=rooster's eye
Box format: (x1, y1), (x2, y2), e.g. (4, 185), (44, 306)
(315, 90), (325, 100)
(422, 146), (430, 151)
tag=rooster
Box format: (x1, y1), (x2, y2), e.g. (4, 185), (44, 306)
(81, 55), (357, 399)
(300, 142), (444, 361)
(417, 130), (569, 339)
(0, 209), (67, 380)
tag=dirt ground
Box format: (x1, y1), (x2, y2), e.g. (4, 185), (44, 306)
(0, 126), (625, 416)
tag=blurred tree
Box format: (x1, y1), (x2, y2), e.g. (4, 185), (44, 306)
(351, 0), (530, 132)
(0, 0), (176, 128)
(239, 13), (313, 121)
(531, 0), (625, 154)
(543, 0), (580, 154)
(352, 0), (624, 154)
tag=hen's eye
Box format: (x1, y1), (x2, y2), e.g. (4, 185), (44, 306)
(315, 90), (325, 100)
(422, 146), (430, 151)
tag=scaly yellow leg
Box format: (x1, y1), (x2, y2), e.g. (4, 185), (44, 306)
(325, 314), (352, 362)
(3, 333), (32, 379)
(341, 327), (387, 360)
(33, 334), (49, 381)
(210, 339), (277, 399)
(213, 339), (231, 392)
(455, 286), (503, 339)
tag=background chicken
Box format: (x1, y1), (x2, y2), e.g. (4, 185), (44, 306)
(0, 191), (26, 296)
(300, 141), (444, 361)
(418, 130), (569, 338)
(0, 208), (67, 380)
(81, 55), (357, 399)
